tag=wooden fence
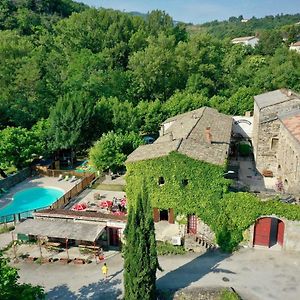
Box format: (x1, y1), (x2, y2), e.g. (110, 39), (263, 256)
(50, 172), (96, 209)
(36, 168), (93, 179)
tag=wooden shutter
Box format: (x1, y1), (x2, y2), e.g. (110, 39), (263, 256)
(153, 208), (159, 222)
(168, 208), (175, 224)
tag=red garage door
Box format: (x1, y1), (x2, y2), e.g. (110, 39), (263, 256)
(277, 220), (284, 246)
(253, 218), (272, 247)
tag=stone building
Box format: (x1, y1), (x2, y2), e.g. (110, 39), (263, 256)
(277, 110), (300, 193)
(252, 89), (300, 185)
(126, 107), (232, 246)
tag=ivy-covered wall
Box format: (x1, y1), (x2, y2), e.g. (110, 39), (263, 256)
(126, 151), (300, 251)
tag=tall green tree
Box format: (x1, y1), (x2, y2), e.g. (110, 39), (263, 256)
(89, 131), (143, 172)
(48, 92), (95, 152)
(0, 126), (46, 170)
(123, 184), (160, 300)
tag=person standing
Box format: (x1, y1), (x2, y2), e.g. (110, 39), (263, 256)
(102, 262), (108, 280)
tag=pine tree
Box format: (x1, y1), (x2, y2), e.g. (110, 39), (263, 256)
(123, 184), (160, 300)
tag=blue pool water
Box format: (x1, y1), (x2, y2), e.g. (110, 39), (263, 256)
(0, 187), (64, 217)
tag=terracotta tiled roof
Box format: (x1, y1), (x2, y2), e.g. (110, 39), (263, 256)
(280, 110), (300, 144)
(291, 41), (300, 47)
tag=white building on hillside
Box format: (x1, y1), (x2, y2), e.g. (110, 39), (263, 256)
(289, 41), (300, 53)
(231, 36), (259, 47)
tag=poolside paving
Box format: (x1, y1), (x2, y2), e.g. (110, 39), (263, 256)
(0, 175), (78, 210)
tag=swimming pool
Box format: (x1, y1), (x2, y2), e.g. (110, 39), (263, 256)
(0, 187), (64, 217)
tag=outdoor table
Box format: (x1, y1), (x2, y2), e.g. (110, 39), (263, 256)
(46, 242), (61, 247)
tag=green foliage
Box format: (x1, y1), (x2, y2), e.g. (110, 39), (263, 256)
(48, 92), (96, 151)
(0, 126), (46, 169)
(0, 254), (44, 300)
(123, 184), (160, 300)
(89, 131), (143, 173)
(0, 225), (15, 234)
(200, 13), (300, 40)
(219, 288), (240, 300)
(126, 152), (300, 252)
(0, 4), (300, 172)
(157, 241), (185, 255)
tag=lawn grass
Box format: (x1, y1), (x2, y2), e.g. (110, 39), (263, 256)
(92, 183), (125, 191)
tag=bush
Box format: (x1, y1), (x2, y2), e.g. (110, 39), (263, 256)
(0, 225), (15, 234)
(157, 241), (186, 255)
(219, 288), (240, 300)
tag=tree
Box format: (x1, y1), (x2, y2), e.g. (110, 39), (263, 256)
(0, 254), (44, 300)
(128, 33), (179, 101)
(89, 131), (143, 173)
(123, 184), (160, 300)
(0, 126), (45, 170)
(47, 92), (95, 152)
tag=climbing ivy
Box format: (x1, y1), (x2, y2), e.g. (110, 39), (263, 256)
(126, 152), (300, 252)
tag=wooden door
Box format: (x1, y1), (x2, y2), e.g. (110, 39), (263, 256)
(109, 228), (120, 247)
(253, 218), (272, 247)
(188, 215), (197, 234)
(153, 208), (159, 222)
(277, 220), (285, 246)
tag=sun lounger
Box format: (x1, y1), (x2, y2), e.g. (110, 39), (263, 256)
(70, 175), (77, 182)
(58, 174), (63, 181)
(65, 175), (70, 181)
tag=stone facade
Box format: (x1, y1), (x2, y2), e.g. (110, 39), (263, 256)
(277, 121), (300, 193)
(248, 216), (300, 252)
(252, 90), (300, 180)
(0, 168), (31, 190)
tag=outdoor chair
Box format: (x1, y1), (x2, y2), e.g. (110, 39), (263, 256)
(58, 174), (63, 181)
(65, 175), (70, 181)
(70, 175), (77, 182)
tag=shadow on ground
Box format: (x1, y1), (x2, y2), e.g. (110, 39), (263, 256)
(157, 251), (232, 299)
(47, 278), (122, 300)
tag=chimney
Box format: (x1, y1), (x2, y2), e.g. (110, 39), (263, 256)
(205, 127), (212, 144)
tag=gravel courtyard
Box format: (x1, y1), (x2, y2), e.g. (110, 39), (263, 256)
(11, 247), (300, 300)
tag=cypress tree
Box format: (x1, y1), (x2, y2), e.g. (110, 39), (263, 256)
(123, 184), (160, 300)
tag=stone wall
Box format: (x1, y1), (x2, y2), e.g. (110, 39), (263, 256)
(247, 216), (300, 252)
(284, 219), (300, 252)
(197, 219), (215, 242)
(277, 125), (300, 193)
(0, 168), (31, 190)
(253, 98), (300, 174)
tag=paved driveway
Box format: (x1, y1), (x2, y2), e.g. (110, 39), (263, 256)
(15, 248), (300, 300)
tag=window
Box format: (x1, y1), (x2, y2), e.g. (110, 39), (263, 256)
(182, 179), (189, 187)
(270, 138), (279, 151)
(158, 177), (165, 186)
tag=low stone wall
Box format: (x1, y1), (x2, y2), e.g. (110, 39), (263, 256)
(284, 219), (300, 252)
(0, 168), (31, 190)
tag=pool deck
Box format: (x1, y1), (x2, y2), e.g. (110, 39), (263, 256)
(0, 175), (78, 210)
(67, 188), (126, 214)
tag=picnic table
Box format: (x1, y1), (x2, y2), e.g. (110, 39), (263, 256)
(78, 244), (101, 253)
(45, 242), (63, 251)
(46, 242), (61, 247)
